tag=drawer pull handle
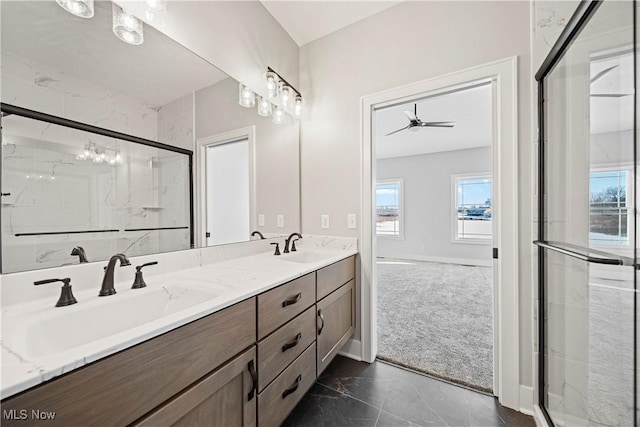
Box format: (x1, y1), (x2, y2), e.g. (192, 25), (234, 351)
(282, 375), (302, 399)
(282, 333), (302, 352)
(318, 309), (325, 335)
(282, 293), (302, 307)
(248, 360), (258, 401)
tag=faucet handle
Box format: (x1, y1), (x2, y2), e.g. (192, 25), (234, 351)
(34, 277), (77, 307)
(271, 242), (281, 256)
(132, 262), (158, 289)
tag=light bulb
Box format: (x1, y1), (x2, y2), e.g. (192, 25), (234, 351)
(281, 85), (292, 109)
(238, 83), (255, 108)
(112, 4), (144, 45)
(294, 96), (303, 118)
(56, 0), (94, 18)
(146, 0), (167, 12)
(272, 107), (286, 124)
(257, 96), (273, 117)
(265, 71), (278, 98)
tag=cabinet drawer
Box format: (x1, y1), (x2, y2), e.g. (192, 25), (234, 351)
(257, 306), (316, 392)
(317, 256), (355, 300)
(258, 273), (315, 339)
(258, 343), (316, 427)
(317, 280), (355, 376)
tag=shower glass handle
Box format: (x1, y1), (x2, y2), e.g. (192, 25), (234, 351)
(533, 240), (634, 266)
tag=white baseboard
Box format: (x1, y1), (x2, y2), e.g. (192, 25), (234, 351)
(376, 253), (492, 267)
(338, 338), (363, 361)
(519, 385), (534, 415)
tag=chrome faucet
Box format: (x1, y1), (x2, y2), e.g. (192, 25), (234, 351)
(283, 233), (302, 253)
(99, 253), (130, 296)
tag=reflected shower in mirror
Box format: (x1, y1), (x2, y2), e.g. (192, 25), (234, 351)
(0, 1), (300, 273)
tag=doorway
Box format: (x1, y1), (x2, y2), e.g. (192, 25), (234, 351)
(360, 57), (520, 409)
(196, 126), (255, 247)
(373, 82), (495, 392)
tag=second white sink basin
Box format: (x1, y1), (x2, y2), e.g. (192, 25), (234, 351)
(279, 250), (334, 264)
(4, 285), (222, 360)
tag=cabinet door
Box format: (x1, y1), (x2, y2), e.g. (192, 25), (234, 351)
(135, 347), (257, 427)
(316, 280), (355, 376)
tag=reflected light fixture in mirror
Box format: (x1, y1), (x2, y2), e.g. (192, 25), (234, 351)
(257, 96), (273, 116)
(239, 83), (256, 108)
(280, 85), (292, 109)
(294, 95), (303, 118)
(56, 0), (94, 18)
(272, 106), (286, 124)
(265, 71), (278, 98)
(112, 3), (144, 45)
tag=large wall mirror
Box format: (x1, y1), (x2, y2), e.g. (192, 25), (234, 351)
(0, 1), (301, 273)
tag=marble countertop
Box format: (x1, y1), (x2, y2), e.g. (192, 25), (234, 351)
(1, 245), (357, 399)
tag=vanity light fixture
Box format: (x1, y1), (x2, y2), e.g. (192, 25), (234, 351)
(238, 83), (256, 108)
(112, 3), (144, 45)
(280, 85), (292, 109)
(265, 71), (279, 98)
(145, 0), (167, 13)
(56, 0), (94, 18)
(272, 106), (286, 124)
(294, 95), (303, 118)
(263, 67), (303, 122)
(257, 96), (273, 117)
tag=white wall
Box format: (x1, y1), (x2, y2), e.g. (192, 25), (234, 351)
(298, 0), (532, 388)
(119, 0), (299, 98)
(377, 147), (492, 264)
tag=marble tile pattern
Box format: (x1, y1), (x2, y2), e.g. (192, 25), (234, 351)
(283, 356), (535, 427)
(157, 93), (194, 152)
(0, 238), (358, 399)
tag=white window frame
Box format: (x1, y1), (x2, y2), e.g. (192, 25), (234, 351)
(589, 165), (633, 249)
(451, 173), (493, 245)
(375, 178), (404, 240)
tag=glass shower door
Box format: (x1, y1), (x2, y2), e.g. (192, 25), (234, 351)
(536, 1), (636, 426)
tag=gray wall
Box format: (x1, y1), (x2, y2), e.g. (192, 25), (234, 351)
(299, 1), (532, 389)
(377, 147), (492, 264)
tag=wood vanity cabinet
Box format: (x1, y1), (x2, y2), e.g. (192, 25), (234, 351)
(316, 257), (356, 376)
(134, 347), (257, 427)
(1, 299), (256, 427)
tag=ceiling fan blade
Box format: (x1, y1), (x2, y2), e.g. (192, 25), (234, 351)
(403, 110), (417, 122)
(590, 65), (618, 84)
(385, 125), (410, 136)
(420, 122), (456, 128)
(590, 93), (633, 97)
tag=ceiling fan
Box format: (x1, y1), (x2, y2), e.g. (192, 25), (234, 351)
(385, 104), (455, 136)
(590, 65), (633, 98)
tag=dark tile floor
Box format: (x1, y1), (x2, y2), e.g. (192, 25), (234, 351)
(282, 356), (535, 427)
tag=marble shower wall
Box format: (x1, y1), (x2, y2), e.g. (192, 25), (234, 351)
(1, 53), (192, 273)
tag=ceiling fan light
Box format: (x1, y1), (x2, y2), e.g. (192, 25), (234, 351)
(257, 96), (273, 116)
(56, 0), (94, 18)
(112, 4), (144, 45)
(238, 83), (256, 108)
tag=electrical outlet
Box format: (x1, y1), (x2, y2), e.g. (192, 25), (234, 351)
(258, 214), (265, 227)
(347, 214), (357, 229)
(321, 214), (330, 229)
(277, 214), (284, 228)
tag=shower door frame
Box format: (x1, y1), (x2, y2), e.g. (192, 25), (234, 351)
(534, 1), (638, 426)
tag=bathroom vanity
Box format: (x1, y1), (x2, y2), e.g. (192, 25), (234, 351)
(0, 239), (356, 427)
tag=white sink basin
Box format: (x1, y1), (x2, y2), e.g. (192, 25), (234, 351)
(279, 250), (334, 264)
(4, 285), (222, 360)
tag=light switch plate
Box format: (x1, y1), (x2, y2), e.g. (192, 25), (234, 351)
(258, 214), (265, 227)
(277, 214), (284, 228)
(321, 214), (330, 229)
(347, 214), (357, 229)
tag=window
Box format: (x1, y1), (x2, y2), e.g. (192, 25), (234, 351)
(454, 176), (492, 240)
(376, 180), (402, 237)
(589, 169), (629, 246)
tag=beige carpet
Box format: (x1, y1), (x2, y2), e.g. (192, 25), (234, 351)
(376, 258), (493, 392)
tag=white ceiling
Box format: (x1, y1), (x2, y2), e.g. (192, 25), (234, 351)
(1, 1), (228, 107)
(375, 83), (492, 160)
(260, 1), (402, 46)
